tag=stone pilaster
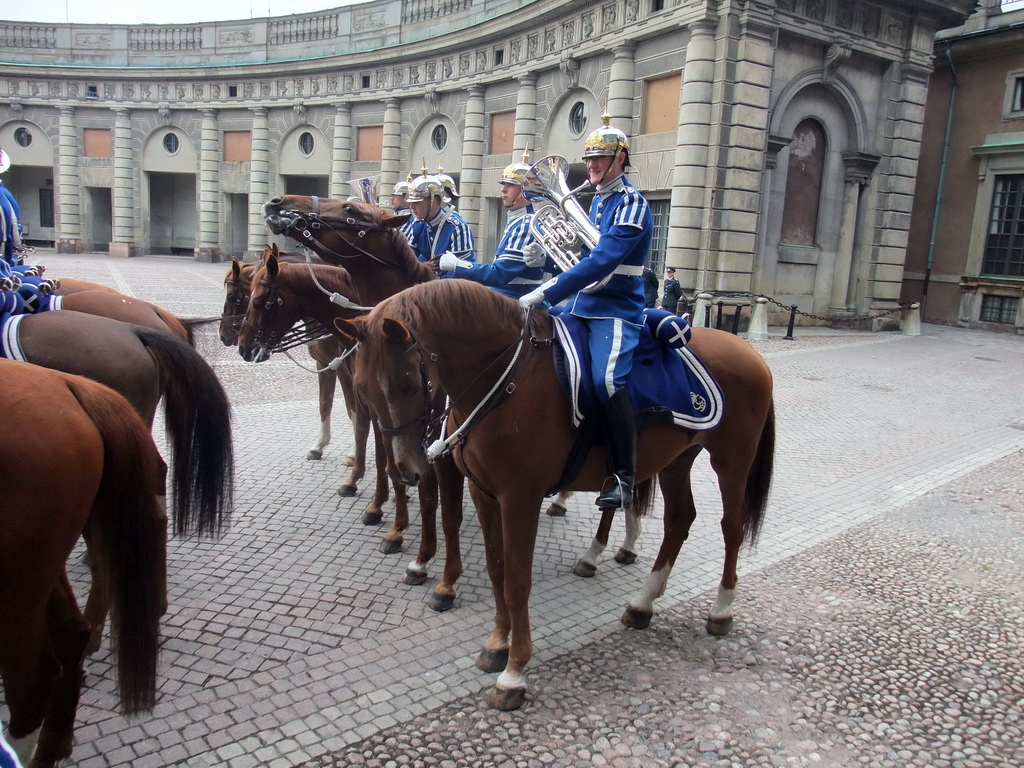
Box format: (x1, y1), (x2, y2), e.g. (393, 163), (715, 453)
(56, 106), (83, 253)
(513, 73), (537, 160)
(195, 109), (221, 262)
(380, 98), (402, 206)
(248, 107), (270, 258)
(667, 21), (716, 290)
(460, 84), (486, 232)
(607, 43), (636, 134)
(330, 101), (353, 200)
(109, 109), (136, 257)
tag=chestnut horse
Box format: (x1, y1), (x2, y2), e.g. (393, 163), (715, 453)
(0, 359), (220, 768)
(263, 196), (468, 611)
(334, 279), (775, 710)
(8, 310), (234, 649)
(47, 289), (194, 344)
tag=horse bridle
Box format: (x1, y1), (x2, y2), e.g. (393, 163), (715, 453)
(240, 276), (327, 354)
(270, 196), (404, 268)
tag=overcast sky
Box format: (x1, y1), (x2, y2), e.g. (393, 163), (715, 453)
(1, 0), (362, 25)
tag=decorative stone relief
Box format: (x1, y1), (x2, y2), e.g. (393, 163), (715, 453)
(74, 32), (112, 48)
(393, 68), (404, 87)
(218, 29), (253, 46)
(625, 0), (638, 23)
(563, 20), (575, 46)
(310, 79), (321, 95)
(527, 34), (538, 58)
(442, 59), (453, 78)
(7, 81), (19, 96)
(582, 13), (595, 39)
(559, 53), (581, 90)
(175, 84), (186, 99)
(459, 54), (470, 75)
(410, 66), (420, 85)
(376, 70), (387, 88)
(806, 0), (826, 21)
(141, 84), (152, 99)
(327, 77), (338, 94)
(426, 62), (437, 81)
(884, 14), (906, 45)
(68, 84), (79, 98)
(293, 102), (306, 118)
(342, 74), (354, 92)
(425, 88), (440, 113)
(193, 84), (204, 100)
(860, 6), (881, 37)
(476, 51), (486, 71)
(29, 81), (40, 97)
(293, 79), (304, 97)
(9, 98), (22, 114)
(822, 42), (851, 85)
(602, 4), (616, 32)
(354, 7), (386, 31)
(544, 28), (556, 54)
(105, 84), (117, 99)
(777, 0), (795, 11)
(836, 0), (855, 29)
(158, 103), (172, 124)
(277, 80), (289, 97)
(48, 81), (61, 99)
(210, 83), (221, 99)
(511, 40), (521, 63)
(122, 83), (135, 100)
(159, 83), (170, 99)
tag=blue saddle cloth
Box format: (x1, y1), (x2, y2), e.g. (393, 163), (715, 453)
(550, 308), (723, 431)
(0, 295), (61, 359)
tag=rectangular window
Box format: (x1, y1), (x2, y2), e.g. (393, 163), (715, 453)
(228, 85), (238, 98)
(361, 74), (371, 89)
(86, 85), (99, 99)
(494, 48), (504, 66)
(38, 188), (54, 228)
(651, 0), (666, 11)
(979, 294), (1019, 324)
(489, 110), (516, 155)
(224, 131), (252, 162)
(1014, 77), (1024, 113)
(83, 128), (112, 157)
(984, 174), (1024, 276)
(647, 198), (670, 274)
(356, 126), (383, 161)
(642, 74), (680, 134)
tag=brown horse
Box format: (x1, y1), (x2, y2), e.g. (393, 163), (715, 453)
(48, 289), (193, 343)
(9, 310), (234, 649)
(237, 252), (438, 561)
(263, 196), (467, 611)
(220, 246), (352, 462)
(0, 359), (211, 768)
(334, 279), (776, 710)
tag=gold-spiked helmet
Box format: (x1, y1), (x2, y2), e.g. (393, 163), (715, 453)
(392, 176), (413, 196)
(501, 150), (533, 186)
(435, 165), (459, 200)
(583, 110), (629, 160)
(404, 174), (445, 203)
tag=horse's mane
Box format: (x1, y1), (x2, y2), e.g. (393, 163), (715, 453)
(276, 261), (359, 302)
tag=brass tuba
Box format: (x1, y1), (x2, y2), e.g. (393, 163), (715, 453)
(522, 154), (611, 293)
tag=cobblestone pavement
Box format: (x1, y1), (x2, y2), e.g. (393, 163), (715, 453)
(3, 251), (1023, 768)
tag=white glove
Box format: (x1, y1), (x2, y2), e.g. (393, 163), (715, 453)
(438, 252), (459, 273)
(519, 287), (546, 310)
(522, 242), (546, 268)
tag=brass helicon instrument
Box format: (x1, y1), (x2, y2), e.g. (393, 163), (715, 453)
(522, 154), (611, 293)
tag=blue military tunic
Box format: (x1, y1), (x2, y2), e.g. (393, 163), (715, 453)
(449, 205), (544, 299)
(411, 205), (476, 278)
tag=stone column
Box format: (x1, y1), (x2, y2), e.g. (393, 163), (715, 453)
(56, 106), (83, 253)
(668, 21), (716, 291)
(380, 98), (402, 206)
(248, 107), (270, 259)
(109, 109), (136, 257)
(838, 151), (878, 312)
(513, 73), (537, 159)
(607, 43), (636, 133)
(330, 101), (353, 200)
(195, 109), (221, 262)
(460, 84), (486, 232)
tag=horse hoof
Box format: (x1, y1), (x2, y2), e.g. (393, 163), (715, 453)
(475, 647), (508, 673)
(706, 615), (733, 636)
(487, 685), (526, 711)
(613, 548), (637, 565)
(361, 511), (383, 526)
(546, 502), (567, 517)
(403, 568), (427, 586)
(621, 605), (652, 629)
(379, 538), (403, 555)
(572, 560), (597, 578)
(305, 449), (323, 460)
(337, 484), (357, 498)
(428, 591), (455, 613)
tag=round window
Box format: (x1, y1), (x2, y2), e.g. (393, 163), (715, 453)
(569, 102), (588, 138)
(299, 131), (315, 156)
(431, 124), (448, 152)
(14, 127), (32, 148)
(162, 132), (180, 155)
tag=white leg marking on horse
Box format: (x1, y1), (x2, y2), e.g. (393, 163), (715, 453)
(709, 585), (737, 621)
(629, 568), (671, 612)
(621, 509), (642, 552)
(496, 669), (527, 691)
(579, 538), (605, 566)
(4, 724), (40, 765)
(406, 560), (427, 575)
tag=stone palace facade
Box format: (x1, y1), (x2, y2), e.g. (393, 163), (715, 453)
(0, 0), (975, 321)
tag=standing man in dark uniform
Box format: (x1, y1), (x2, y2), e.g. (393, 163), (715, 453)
(660, 266), (682, 314)
(642, 266), (659, 308)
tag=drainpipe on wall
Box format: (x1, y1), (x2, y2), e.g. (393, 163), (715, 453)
(924, 44), (958, 318)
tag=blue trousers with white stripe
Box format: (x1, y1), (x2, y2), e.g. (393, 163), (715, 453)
(585, 317), (641, 402)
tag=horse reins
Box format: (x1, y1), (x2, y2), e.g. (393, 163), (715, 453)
(275, 196), (405, 269)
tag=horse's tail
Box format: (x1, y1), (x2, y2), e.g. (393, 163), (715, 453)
(176, 315), (225, 347)
(67, 376), (164, 714)
(134, 326), (234, 538)
(744, 398), (775, 547)
(152, 305), (195, 346)
(633, 478), (656, 517)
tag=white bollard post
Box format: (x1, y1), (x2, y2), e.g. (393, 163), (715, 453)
(693, 293), (713, 328)
(746, 296), (769, 341)
(903, 302), (921, 337)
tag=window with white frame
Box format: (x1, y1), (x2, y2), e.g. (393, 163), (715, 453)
(984, 174), (1024, 277)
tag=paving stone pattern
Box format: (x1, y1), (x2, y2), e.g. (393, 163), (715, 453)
(3, 252), (1022, 768)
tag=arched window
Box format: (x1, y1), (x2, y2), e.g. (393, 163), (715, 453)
(780, 119), (827, 246)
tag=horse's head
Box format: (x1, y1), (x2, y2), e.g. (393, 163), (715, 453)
(334, 313), (435, 487)
(237, 251), (303, 363)
(262, 195), (413, 273)
(220, 257), (252, 346)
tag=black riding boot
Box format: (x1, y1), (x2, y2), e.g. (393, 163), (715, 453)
(595, 388), (636, 511)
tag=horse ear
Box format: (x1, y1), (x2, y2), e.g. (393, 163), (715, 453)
(271, 243), (280, 258)
(381, 317), (415, 347)
(382, 211), (412, 229)
(333, 317), (364, 350)
(266, 250), (280, 278)
(262, 243), (273, 259)
(231, 258), (242, 280)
